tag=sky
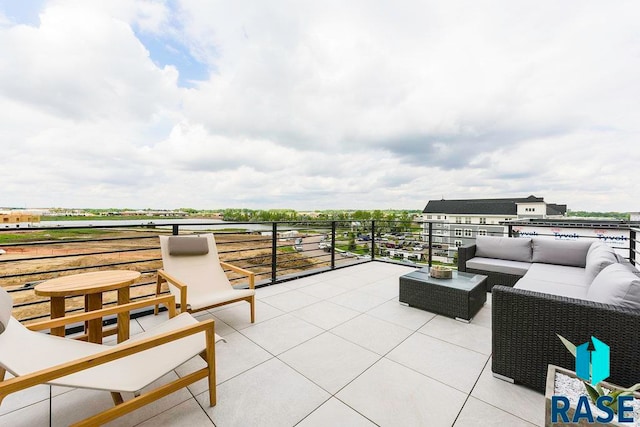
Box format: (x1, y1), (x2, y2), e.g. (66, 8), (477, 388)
(1, 0), (639, 212)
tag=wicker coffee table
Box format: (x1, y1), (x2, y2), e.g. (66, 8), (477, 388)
(399, 267), (487, 322)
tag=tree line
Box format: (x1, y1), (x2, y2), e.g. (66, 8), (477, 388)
(219, 209), (420, 224)
(566, 210), (630, 220)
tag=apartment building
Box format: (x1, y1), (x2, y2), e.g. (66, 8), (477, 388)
(0, 211), (41, 228)
(420, 196), (567, 259)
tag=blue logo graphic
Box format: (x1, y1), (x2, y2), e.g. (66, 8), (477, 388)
(552, 336), (636, 424)
(576, 336), (610, 385)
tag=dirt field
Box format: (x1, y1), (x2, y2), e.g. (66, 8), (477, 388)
(0, 229), (325, 322)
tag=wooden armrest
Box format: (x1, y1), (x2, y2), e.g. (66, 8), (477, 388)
(220, 262), (256, 289)
(157, 269), (188, 290)
(0, 319), (215, 399)
(27, 296), (177, 331)
(156, 269), (188, 313)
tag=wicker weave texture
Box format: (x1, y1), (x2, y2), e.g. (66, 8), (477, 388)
(492, 285), (640, 392)
(399, 275), (486, 321)
(457, 245), (475, 272)
(465, 268), (521, 291)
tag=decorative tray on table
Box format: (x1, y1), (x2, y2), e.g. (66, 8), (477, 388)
(429, 265), (453, 279)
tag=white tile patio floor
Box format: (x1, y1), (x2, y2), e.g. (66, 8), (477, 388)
(0, 262), (545, 426)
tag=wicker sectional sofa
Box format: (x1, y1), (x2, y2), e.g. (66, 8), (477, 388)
(458, 236), (640, 392)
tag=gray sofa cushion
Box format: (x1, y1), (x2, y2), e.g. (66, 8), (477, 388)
(587, 241), (606, 257)
(168, 236), (209, 256)
(531, 238), (592, 267)
(515, 277), (588, 299)
(475, 236), (532, 262)
(0, 287), (12, 335)
(619, 260), (640, 273)
(587, 263), (640, 309)
(584, 243), (617, 284)
(466, 257), (531, 276)
(524, 263), (588, 288)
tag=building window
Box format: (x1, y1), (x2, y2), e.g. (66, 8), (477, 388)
(455, 229), (463, 237)
(426, 215), (432, 219)
(455, 240), (462, 247)
(465, 217), (471, 224)
(479, 217), (486, 224)
(455, 217), (461, 224)
(437, 215), (441, 220)
(478, 229), (487, 236)
(464, 229), (472, 237)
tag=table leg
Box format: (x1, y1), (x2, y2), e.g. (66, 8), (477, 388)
(117, 286), (130, 343)
(49, 296), (66, 337)
(86, 293), (103, 344)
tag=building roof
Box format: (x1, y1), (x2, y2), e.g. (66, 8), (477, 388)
(422, 195), (563, 216)
(546, 204), (567, 216)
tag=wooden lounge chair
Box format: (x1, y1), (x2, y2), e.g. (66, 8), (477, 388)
(157, 233), (256, 322)
(0, 288), (221, 427)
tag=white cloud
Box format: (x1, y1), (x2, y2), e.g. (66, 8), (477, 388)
(1, 0), (639, 211)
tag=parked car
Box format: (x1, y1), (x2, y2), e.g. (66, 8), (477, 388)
(294, 238), (303, 251)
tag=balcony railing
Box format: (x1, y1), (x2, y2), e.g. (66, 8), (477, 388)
(0, 220), (421, 324)
(1, 218), (637, 326)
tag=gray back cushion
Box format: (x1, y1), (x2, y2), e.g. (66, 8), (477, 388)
(167, 236), (209, 256)
(0, 286), (13, 335)
(585, 243), (618, 284)
(531, 238), (592, 267)
(475, 236), (532, 262)
(587, 263), (640, 309)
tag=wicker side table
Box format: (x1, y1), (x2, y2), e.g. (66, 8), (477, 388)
(399, 267), (487, 322)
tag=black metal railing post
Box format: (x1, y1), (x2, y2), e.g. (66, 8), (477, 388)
(428, 221), (433, 267)
(631, 229), (636, 266)
(507, 224), (513, 237)
(331, 221), (336, 269)
(172, 225), (179, 235)
(271, 222), (278, 284)
(371, 220), (375, 261)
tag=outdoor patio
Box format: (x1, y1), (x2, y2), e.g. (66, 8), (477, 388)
(0, 262), (544, 426)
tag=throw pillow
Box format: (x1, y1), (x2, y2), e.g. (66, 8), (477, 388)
(587, 263), (640, 309)
(587, 241), (607, 257)
(584, 243), (618, 284)
(168, 236), (210, 256)
(475, 236), (532, 262)
(531, 238), (592, 267)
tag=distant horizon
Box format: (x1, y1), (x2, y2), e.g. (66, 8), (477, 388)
(1, 205), (633, 215)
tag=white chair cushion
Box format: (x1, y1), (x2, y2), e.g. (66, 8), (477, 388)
(160, 234), (232, 295)
(0, 313), (219, 393)
(187, 288), (255, 311)
(0, 287), (12, 335)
